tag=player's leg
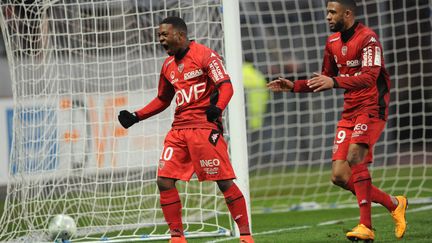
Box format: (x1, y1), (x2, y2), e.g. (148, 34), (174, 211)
(345, 174), (400, 212)
(331, 126), (354, 190)
(343, 115), (374, 241)
(157, 177), (186, 242)
(332, 159), (399, 213)
(346, 175), (407, 239)
(346, 143), (373, 230)
(157, 129), (195, 243)
(217, 180), (253, 243)
(187, 128), (253, 243)
(358, 117), (407, 239)
(333, 117), (406, 240)
(344, 143), (376, 242)
(331, 159), (353, 191)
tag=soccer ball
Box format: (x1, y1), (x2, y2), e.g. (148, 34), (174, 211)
(48, 214), (77, 241)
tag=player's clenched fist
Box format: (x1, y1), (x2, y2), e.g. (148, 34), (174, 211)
(118, 110), (139, 129)
(267, 77), (294, 92)
(205, 105), (222, 122)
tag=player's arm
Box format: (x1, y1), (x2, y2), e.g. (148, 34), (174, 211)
(302, 41), (339, 92)
(268, 75), (332, 93)
(268, 42), (338, 93)
(267, 77), (294, 92)
(331, 36), (382, 90)
(206, 81), (233, 122)
(309, 35), (382, 92)
(118, 75), (174, 129)
(204, 50), (233, 122)
(308, 36), (384, 92)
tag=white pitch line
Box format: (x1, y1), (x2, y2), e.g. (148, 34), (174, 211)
(206, 204), (432, 243)
(207, 226), (311, 243)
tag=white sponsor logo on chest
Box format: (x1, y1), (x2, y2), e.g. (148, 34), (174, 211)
(184, 69), (203, 80)
(346, 59), (360, 67)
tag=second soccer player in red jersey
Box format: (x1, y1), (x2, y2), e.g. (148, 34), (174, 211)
(267, 0), (407, 241)
(118, 17), (253, 243)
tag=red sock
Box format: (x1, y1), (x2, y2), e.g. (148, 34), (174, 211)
(160, 188), (183, 237)
(222, 183), (251, 235)
(351, 163), (372, 229)
(346, 176), (397, 212)
(371, 185), (397, 212)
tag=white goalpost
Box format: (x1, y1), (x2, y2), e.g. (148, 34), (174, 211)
(0, 0), (247, 242)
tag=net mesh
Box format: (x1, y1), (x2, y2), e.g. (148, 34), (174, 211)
(239, 0), (432, 212)
(0, 0), (231, 241)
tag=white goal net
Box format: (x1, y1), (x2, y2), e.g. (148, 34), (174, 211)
(239, 0), (432, 212)
(0, 0), (235, 242)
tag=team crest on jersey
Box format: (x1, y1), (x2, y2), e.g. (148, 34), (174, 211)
(178, 63), (184, 73)
(341, 46), (348, 56)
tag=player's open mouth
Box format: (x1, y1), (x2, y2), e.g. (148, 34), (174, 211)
(162, 44), (175, 55)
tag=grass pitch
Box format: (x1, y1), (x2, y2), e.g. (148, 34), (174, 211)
(195, 204), (432, 243)
(0, 165), (431, 242)
(0, 200), (431, 242)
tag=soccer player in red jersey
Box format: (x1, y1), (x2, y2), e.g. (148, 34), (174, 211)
(118, 17), (254, 243)
(267, 0), (407, 241)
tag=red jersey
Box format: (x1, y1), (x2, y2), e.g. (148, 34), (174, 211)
(294, 23), (391, 121)
(139, 41), (230, 129)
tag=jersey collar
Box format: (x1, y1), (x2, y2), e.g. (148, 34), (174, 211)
(175, 40), (193, 60)
(341, 22), (359, 43)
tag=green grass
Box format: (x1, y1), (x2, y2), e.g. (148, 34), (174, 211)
(249, 166), (432, 210)
(1, 199), (431, 242)
(191, 205), (432, 243)
(0, 165), (431, 242)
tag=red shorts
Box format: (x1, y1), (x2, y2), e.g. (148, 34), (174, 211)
(332, 114), (386, 163)
(157, 128), (236, 181)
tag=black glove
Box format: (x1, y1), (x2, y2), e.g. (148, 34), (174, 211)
(118, 110), (139, 129)
(205, 105), (222, 122)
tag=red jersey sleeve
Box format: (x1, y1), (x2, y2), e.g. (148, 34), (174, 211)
(205, 50), (231, 85)
(292, 79), (314, 92)
(333, 34), (382, 90)
(215, 81), (233, 110)
(135, 74), (174, 120)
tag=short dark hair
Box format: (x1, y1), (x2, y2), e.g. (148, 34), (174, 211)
(327, 0), (357, 14)
(160, 16), (188, 34)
